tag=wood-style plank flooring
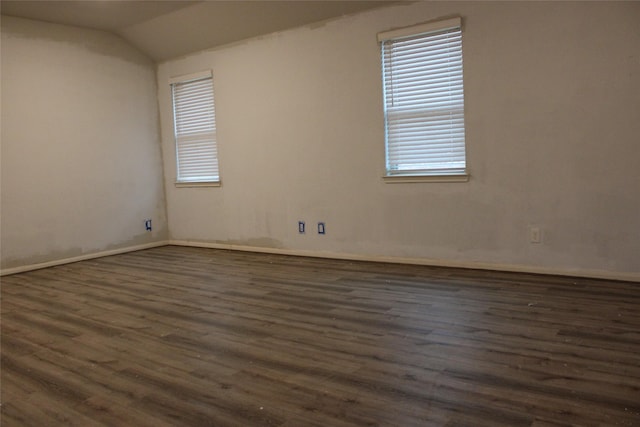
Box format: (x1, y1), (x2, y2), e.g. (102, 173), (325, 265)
(1, 245), (639, 426)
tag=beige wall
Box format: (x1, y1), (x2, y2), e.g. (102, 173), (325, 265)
(157, 2), (640, 278)
(2, 3), (638, 279)
(1, 16), (168, 270)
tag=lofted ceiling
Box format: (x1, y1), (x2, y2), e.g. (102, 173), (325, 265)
(1, 0), (400, 62)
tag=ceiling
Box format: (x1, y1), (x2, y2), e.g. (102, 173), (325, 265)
(1, 0), (400, 62)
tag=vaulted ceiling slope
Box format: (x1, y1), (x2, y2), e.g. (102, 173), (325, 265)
(1, 1), (399, 62)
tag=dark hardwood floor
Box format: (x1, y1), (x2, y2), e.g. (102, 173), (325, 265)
(1, 245), (639, 426)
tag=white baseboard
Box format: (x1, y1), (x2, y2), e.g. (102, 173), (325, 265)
(0, 241), (169, 276)
(4, 239), (638, 283)
(169, 240), (640, 283)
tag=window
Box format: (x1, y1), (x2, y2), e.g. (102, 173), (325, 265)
(379, 17), (467, 181)
(170, 71), (220, 185)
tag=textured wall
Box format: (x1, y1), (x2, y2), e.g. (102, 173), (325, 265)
(1, 16), (168, 269)
(157, 2), (640, 278)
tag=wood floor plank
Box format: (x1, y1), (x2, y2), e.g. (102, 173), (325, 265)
(2, 245), (639, 426)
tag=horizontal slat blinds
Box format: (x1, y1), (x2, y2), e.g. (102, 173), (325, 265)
(380, 19), (466, 176)
(171, 73), (219, 183)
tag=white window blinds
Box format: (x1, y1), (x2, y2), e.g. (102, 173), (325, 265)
(170, 71), (219, 183)
(379, 17), (466, 177)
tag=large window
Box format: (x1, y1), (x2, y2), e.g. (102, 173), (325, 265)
(170, 71), (220, 185)
(379, 17), (467, 181)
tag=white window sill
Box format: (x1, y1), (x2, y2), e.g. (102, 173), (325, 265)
(383, 174), (469, 184)
(175, 181), (221, 188)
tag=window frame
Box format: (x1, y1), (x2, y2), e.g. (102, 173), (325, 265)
(378, 17), (469, 183)
(169, 70), (221, 187)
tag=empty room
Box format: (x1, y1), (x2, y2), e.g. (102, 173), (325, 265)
(1, 0), (639, 425)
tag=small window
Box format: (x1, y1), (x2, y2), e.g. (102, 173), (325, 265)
(170, 71), (220, 185)
(379, 17), (467, 181)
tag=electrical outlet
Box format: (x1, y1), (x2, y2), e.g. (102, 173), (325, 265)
(529, 226), (541, 243)
(145, 219), (152, 232)
(298, 221), (305, 234)
(318, 222), (325, 235)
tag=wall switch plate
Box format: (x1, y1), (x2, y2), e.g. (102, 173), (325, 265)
(318, 222), (325, 235)
(530, 226), (541, 243)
